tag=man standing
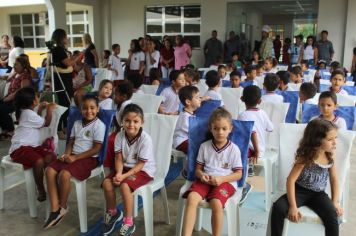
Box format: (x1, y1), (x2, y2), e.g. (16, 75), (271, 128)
(316, 30), (334, 64)
(259, 25), (273, 60)
(204, 30), (223, 67)
(273, 35), (282, 62)
(224, 31), (240, 63)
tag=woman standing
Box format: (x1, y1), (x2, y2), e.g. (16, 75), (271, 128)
(82, 33), (99, 68)
(174, 35), (191, 70)
(302, 35), (318, 66)
(8, 36), (25, 68)
(160, 38), (174, 79)
(0, 35), (11, 70)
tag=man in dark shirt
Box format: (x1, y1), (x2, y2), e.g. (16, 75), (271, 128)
(316, 30), (334, 64)
(273, 35), (282, 62)
(204, 30), (223, 67)
(224, 31), (241, 63)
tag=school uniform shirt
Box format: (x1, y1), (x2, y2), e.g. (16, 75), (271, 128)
(196, 140), (242, 190)
(243, 79), (258, 86)
(114, 129), (156, 177)
(282, 86), (295, 91)
(312, 115), (347, 130)
(160, 86), (180, 113)
(304, 98), (317, 105)
(9, 109), (45, 154)
(99, 98), (114, 110)
(291, 44), (302, 64)
(130, 51), (145, 70)
(222, 74), (230, 81)
(144, 50), (160, 77)
(204, 89), (225, 106)
(238, 108), (274, 157)
(108, 55), (124, 81)
(116, 99), (132, 124)
(70, 118), (106, 157)
(173, 111), (194, 148)
(261, 92), (284, 103)
(331, 87), (348, 95)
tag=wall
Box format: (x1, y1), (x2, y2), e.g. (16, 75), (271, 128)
(343, 0), (356, 70)
(263, 14), (293, 40)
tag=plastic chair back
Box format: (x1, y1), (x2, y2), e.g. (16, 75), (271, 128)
(93, 68), (113, 91)
(195, 100), (221, 117)
(131, 93), (163, 113)
(280, 91), (299, 123)
(220, 87), (244, 118)
(140, 84), (159, 95)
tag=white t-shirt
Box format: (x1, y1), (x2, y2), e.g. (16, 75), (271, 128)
(312, 115), (347, 130)
(261, 93), (284, 103)
(160, 86), (180, 113)
(108, 55), (124, 81)
(70, 118), (106, 157)
(8, 47), (24, 67)
(116, 99), (132, 124)
(99, 98), (113, 110)
(173, 111), (194, 148)
(204, 89), (225, 106)
(144, 50), (160, 77)
(238, 108), (274, 157)
(9, 109), (45, 154)
(333, 88), (348, 95)
(303, 45), (314, 60)
(130, 51), (145, 70)
(196, 140), (242, 190)
(114, 129), (156, 177)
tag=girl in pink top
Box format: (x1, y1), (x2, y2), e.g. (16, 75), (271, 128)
(174, 35), (192, 70)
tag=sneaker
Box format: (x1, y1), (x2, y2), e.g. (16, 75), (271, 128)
(239, 183), (253, 206)
(102, 211), (123, 235)
(119, 223), (136, 236)
(248, 164), (255, 177)
(43, 207), (69, 229)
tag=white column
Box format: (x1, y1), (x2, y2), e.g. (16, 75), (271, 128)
(343, 0), (356, 70)
(45, 0), (66, 35)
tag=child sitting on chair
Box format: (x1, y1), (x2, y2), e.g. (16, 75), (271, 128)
(102, 104), (155, 236)
(44, 94), (105, 229)
(289, 66), (303, 84)
(262, 73), (284, 103)
(159, 69), (186, 115)
(330, 69), (348, 95)
(98, 79), (114, 110)
(182, 107), (243, 236)
(218, 64), (229, 80)
(238, 85), (273, 203)
(230, 70), (241, 88)
(243, 65), (258, 86)
(277, 71), (294, 91)
(204, 70), (224, 106)
(299, 83), (317, 104)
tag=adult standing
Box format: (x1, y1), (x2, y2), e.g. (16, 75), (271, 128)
(316, 30), (334, 65)
(8, 36), (25, 68)
(82, 33), (99, 68)
(273, 35), (282, 62)
(203, 30), (223, 67)
(224, 31), (240, 63)
(160, 38), (174, 78)
(0, 35), (11, 70)
(174, 35), (191, 70)
(301, 35), (318, 66)
(259, 25), (273, 60)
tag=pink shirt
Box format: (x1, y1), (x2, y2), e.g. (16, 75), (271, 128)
(174, 43), (191, 70)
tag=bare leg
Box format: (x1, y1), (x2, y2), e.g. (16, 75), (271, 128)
(182, 192), (203, 236)
(58, 170), (72, 209)
(119, 183), (133, 217)
(46, 167), (60, 211)
(103, 178), (117, 210)
(44, 153), (55, 167)
(210, 199), (224, 236)
(33, 158), (46, 201)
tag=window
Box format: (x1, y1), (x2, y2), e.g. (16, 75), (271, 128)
(66, 11), (89, 48)
(145, 5), (201, 48)
(10, 13), (46, 48)
(293, 20), (318, 43)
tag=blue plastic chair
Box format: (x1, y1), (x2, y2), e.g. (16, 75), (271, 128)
(35, 67), (46, 92)
(240, 80), (254, 88)
(194, 100), (221, 117)
(221, 80), (231, 87)
(0, 68), (8, 76)
(155, 79), (171, 95)
(90, 68), (97, 87)
(280, 91), (299, 123)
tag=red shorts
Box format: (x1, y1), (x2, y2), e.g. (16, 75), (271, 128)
(10, 145), (56, 170)
(103, 132), (117, 169)
(176, 140), (188, 154)
(183, 180), (235, 208)
(48, 157), (98, 181)
(103, 167), (153, 192)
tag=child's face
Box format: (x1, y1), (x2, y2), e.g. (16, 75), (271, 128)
(184, 73), (193, 85)
(114, 47), (120, 55)
(253, 52), (259, 60)
(122, 112), (143, 138)
(320, 129), (337, 153)
(173, 73), (186, 89)
(114, 92), (126, 105)
(319, 97), (337, 118)
(301, 64), (308, 72)
(232, 55), (238, 61)
(186, 92), (201, 110)
(256, 68), (263, 76)
(319, 63), (326, 69)
(290, 73), (301, 83)
(264, 61), (272, 70)
(99, 83), (113, 99)
(247, 69), (257, 79)
(151, 79), (160, 85)
(218, 68), (226, 78)
(330, 74), (345, 92)
(210, 118), (232, 144)
(81, 99), (99, 121)
(230, 76), (241, 88)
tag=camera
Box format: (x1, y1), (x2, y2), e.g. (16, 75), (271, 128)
(45, 40), (56, 50)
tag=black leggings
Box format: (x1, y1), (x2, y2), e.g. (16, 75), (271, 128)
(0, 99), (15, 132)
(271, 184), (338, 236)
(54, 72), (73, 131)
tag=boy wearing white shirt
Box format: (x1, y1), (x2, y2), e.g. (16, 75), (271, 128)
(262, 73), (284, 103)
(108, 44), (124, 87)
(204, 70), (225, 106)
(277, 71), (294, 91)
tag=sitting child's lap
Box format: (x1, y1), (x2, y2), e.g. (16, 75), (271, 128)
(10, 145), (56, 170)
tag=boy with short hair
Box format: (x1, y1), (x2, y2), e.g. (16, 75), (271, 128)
(262, 73), (284, 103)
(330, 69), (348, 95)
(244, 65), (258, 86)
(277, 71), (293, 91)
(238, 85), (273, 203)
(289, 66), (303, 84)
(230, 70), (241, 88)
(127, 72), (144, 94)
(299, 82), (317, 104)
(204, 70), (224, 106)
(108, 44), (124, 87)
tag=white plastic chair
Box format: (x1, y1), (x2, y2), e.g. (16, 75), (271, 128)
(196, 79), (208, 95)
(0, 105), (67, 218)
(132, 113), (178, 236)
(336, 94), (356, 106)
(140, 84), (159, 95)
(219, 87), (245, 118)
(93, 68), (113, 91)
(131, 93), (163, 113)
(255, 76), (265, 89)
(276, 123), (355, 235)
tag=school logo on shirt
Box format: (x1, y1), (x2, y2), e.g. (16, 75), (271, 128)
(219, 188), (229, 197)
(84, 130), (91, 138)
(222, 163), (230, 169)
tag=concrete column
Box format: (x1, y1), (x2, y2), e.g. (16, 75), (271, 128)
(45, 0), (67, 35)
(343, 0), (356, 70)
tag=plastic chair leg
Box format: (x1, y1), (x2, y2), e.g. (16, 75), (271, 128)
(75, 180), (88, 233)
(159, 187), (170, 224)
(141, 189), (154, 236)
(263, 158), (272, 212)
(24, 169), (37, 218)
(0, 166), (4, 209)
(282, 218), (290, 236)
(226, 203), (239, 236)
(175, 197), (185, 236)
(133, 194), (139, 217)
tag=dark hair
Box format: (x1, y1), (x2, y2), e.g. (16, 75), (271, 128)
(245, 65), (257, 75)
(15, 56), (31, 73)
(294, 34), (303, 40)
(169, 69), (185, 82)
(178, 85), (199, 106)
(130, 39), (141, 53)
(284, 38), (291, 44)
(176, 35), (184, 47)
(115, 81), (133, 99)
(353, 47), (356, 55)
(112, 43), (120, 50)
(330, 61), (341, 71)
(51, 28), (67, 47)
(230, 70), (241, 78)
(263, 73), (280, 92)
(300, 60), (309, 68)
(104, 50), (111, 57)
(319, 91), (337, 105)
(14, 87), (36, 120)
(321, 30), (328, 35)
(164, 38), (173, 48)
(72, 50), (81, 57)
(232, 51), (239, 57)
(289, 66), (303, 77)
(295, 118), (336, 166)
(121, 103), (144, 123)
(218, 64), (226, 71)
(330, 69), (345, 81)
(149, 68), (161, 83)
(205, 70), (220, 88)
(98, 79), (113, 92)
(242, 85), (261, 106)
(81, 93), (99, 107)
(300, 83), (317, 100)
(276, 71), (290, 85)
(127, 72), (143, 89)
(265, 56), (278, 67)
(304, 35), (315, 49)
(13, 36), (24, 48)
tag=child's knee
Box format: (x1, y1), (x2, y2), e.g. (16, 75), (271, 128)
(186, 192), (202, 206)
(102, 179), (114, 191)
(209, 198), (223, 210)
(35, 158), (44, 167)
(45, 166), (56, 176)
(59, 170), (72, 181)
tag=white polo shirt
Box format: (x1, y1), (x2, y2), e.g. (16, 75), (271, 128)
(108, 55), (124, 81)
(70, 118), (106, 157)
(160, 86), (180, 113)
(332, 87), (348, 95)
(99, 98), (114, 110)
(144, 50), (160, 77)
(130, 51), (145, 70)
(9, 109), (45, 154)
(173, 111), (194, 148)
(114, 129), (156, 177)
(238, 108), (274, 157)
(116, 99), (132, 124)
(261, 92), (284, 103)
(204, 89), (225, 106)
(196, 140), (242, 190)
(312, 115), (347, 130)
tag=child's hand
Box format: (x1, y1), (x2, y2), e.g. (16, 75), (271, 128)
(63, 155), (76, 164)
(200, 174), (210, 184)
(113, 173), (125, 185)
(288, 206), (302, 222)
(209, 176), (223, 186)
(40, 101), (49, 109)
(59, 154), (69, 162)
(334, 202), (343, 216)
(200, 96), (210, 102)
